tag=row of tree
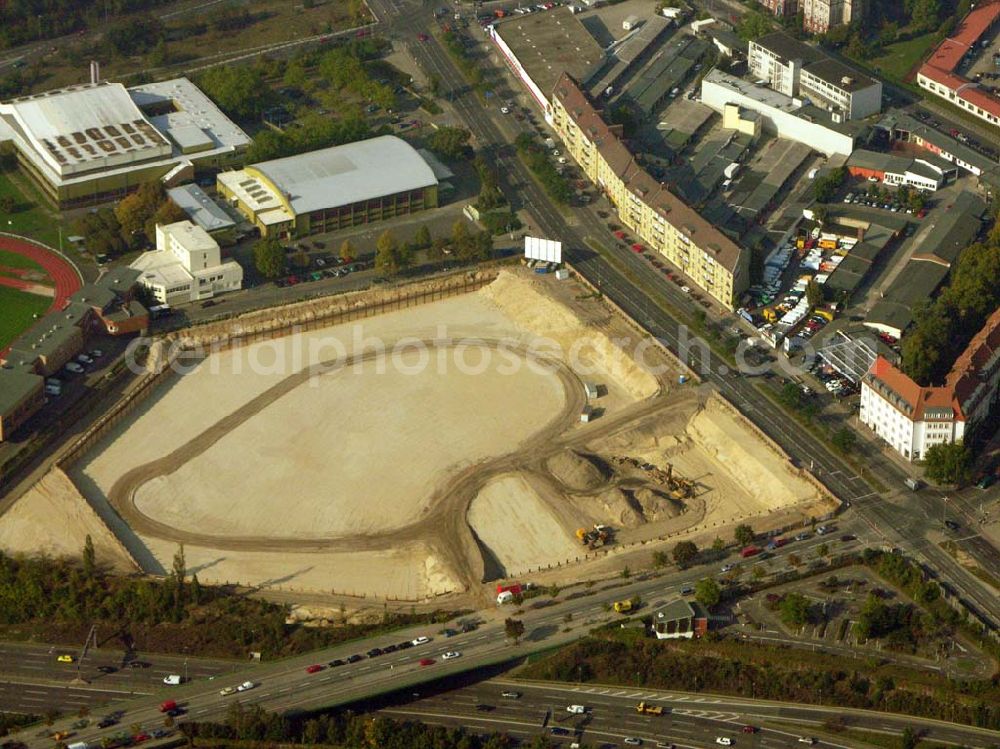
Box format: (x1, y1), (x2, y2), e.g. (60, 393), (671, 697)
(900, 220), (1000, 385)
(0, 0), (173, 50)
(514, 133), (573, 205)
(71, 181), (186, 259)
(0, 543), (458, 659)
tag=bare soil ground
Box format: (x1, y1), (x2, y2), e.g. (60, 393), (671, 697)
(4, 271), (836, 607)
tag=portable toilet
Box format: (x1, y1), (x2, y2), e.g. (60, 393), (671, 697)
(581, 405), (594, 423)
(584, 382), (599, 399)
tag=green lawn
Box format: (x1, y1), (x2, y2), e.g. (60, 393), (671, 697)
(0, 285), (51, 350)
(871, 32), (938, 82)
(0, 248), (44, 273)
(0, 169), (67, 249)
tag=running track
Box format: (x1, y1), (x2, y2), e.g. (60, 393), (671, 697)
(0, 234), (83, 355)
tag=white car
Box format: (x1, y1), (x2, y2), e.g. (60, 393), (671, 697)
(90, 349), (104, 358)
(716, 739), (733, 746)
(625, 740), (642, 746)
(219, 686), (236, 696)
(681, 285), (691, 293)
(500, 106), (510, 114)
(45, 384), (61, 396)
(411, 636), (430, 646)
(76, 354), (93, 364)
(441, 651), (461, 660)
(566, 704), (587, 714)
(65, 362), (84, 374)
(237, 680), (256, 692)
(798, 739), (816, 745)
(721, 563), (735, 573)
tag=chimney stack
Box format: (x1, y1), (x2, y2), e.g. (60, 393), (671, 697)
(90, 61), (100, 84)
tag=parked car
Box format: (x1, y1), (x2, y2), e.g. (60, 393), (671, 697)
(65, 362), (84, 374)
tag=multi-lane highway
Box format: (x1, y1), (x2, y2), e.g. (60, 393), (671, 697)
(379, 679), (1000, 749)
(11, 529), (891, 748)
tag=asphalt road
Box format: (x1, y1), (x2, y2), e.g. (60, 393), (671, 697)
(379, 679), (1000, 749)
(10, 529), (888, 747)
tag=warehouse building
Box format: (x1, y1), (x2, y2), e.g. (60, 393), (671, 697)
(551, 73), (749, 309)
(846, 149), (954, 192)
(488, 5), (604, 116)
(701, 70), (860, 156)
(217, 135), (439, 239)
(0, 78), (250, 208)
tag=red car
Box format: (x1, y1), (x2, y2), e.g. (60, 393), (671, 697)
(159, 700), (177, 713)
(305, 664), (324, 673)
(133, 734), (151, 744)
(631, 243), (644, 253)
(613, 230), (626, 240)
(419, 658), (435, 666)
(742, 725), (758, 734)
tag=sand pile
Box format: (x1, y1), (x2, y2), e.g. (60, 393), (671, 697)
(686, 399), (817, 509)
(546, 450), (610, 492)
(0, 468), (137, 572)
(478, 272), (659, 400)
(633, 487), (683, 519)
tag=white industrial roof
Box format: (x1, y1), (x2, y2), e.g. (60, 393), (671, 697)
(129, 78), (251, 153)
(0, 82), (171, 176)
(250, 135), (438, 215)
(167, 184), (236, 232)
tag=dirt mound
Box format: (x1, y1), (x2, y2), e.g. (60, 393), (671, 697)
(632, 487), (684, 520)
(478, 272), (659, 400)
(0, 469), (137, 573)
(546, 450), (611, 492)
(595, 487), (646, 527)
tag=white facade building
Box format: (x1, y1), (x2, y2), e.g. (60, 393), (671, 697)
(860, 309), (1000, 461)
(131, 221), (243, 304)
(701, 70), (857, 156)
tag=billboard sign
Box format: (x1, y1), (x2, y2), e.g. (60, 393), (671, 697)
(524, 236), (562, 263)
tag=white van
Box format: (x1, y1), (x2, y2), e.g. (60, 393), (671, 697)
(67, 742), (90, 749)
(163, 674), (182, 685)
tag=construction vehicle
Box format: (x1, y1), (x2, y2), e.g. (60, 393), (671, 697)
(613, 599), (633, 614)
(762, 307), (777, 323)
(576, 525), (612, 548)
(635, 701), (663, 716)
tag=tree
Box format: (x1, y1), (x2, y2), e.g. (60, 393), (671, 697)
(672, 541), (698, 568)
(711, 537), (726, 551)
(198, 65), (271, 120)
(788, 553), (802, 567)
(0, 194), (15, 213)
(339, 239), (355, 264)
(504, 617), (525, 644)
(414, 225), (431, 249)
(900, 726), (918, 749)
(779, 592), (811, 627)
(924, 441), (973, 485)
(253, 236), (286, 279)
(737, 10), (771, 41)
(144, 199), (187, 244)
(451, 220), (472, 258)
(428, 237), (448, 261)
(832, 427), (856, 454)
(652, 550), (669, 569)
(190, 573), (202, 606)
(806, 279), (825, 307)
(115, 180), (168, 248)
(375, 229), (401, 276)
(734, 524), (755, 547)
(427, 126), (472, 160)
(620, 565), (631, 580)
(82, 535), (96, 579)
(695, 577), (721, 609)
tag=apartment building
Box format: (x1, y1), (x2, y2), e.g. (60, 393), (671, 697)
(802, 0), (863, 34)
(758, 0), (798, 18)
(748, 33), (880, 120)
(551, 73), (748, 309)
(860, 308), (1000, 460)
(748, 33), (823, 96)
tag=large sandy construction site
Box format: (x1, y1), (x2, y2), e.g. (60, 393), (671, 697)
(1, 270), (836, 605)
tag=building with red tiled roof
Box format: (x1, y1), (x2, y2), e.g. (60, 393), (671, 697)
(916, 1), (1000, 131)
(860, 308), (1000, 460)
(549, 73), (748, 309)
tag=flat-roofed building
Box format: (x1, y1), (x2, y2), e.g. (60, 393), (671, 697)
(802, 0), (863, 34)
(0, 368), (45, 442)
(217, 135), (439, 239)
(748, 32), (824, 96)
(0, 78), (250, 208)
(551, 73), (749, 309)
(131, 221), (243, 304)
(167, 184), (237, 243)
